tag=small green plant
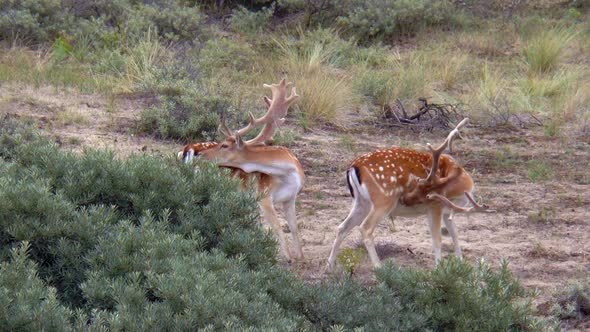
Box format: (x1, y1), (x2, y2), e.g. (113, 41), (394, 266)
(544, 121), (560, 137)
(529, 241), (551, 258)
(528, 207), (556, 224)
(337, 247), (367, 275)
(271, 129), (300, 147)
(68, 137), (82, 145)
(492, 146), (523, 170)
(50, 37), (73, 62)
(527, 160), (553, 182)
(563, 7), (582, 22)
(338, 134), (356, 152)
(353, 69), (395, 117)
(376, 258), (544, 331)
(55, 109), (90, 126)
(120, 29), (172, 91)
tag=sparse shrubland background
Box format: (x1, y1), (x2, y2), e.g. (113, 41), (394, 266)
(1, 0), (589, 329)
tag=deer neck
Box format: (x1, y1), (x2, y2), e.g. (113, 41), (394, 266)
(220, 147), (300, 177)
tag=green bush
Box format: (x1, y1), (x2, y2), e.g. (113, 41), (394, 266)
(354, 69), (395, 111)
(125, 0), (204, 42)
(0, 0), (205, 45)
(0, 0), (74, 43)
(376, 258), (543, 331)
(338, 0), (458, 41)
(199, 38), (257, 75)
(138, 92), (223, 140)
(0, 242), (74, 331)
(227, 5), (275, 36)
(80, 220), (308, 330)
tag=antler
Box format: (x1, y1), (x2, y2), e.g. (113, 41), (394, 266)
(422, 118), (469, 185)
(427, 192), (496, 213)
(221, 79), (299, 145)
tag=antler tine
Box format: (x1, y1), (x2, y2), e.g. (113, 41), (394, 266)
(427, 192), (495, 213)
(245, 78), (299, 146)
(218, 115), (234, 139)
(234, 112), (258, 137)
(287, 86), (299, 103)
(423, 118), (469, 184)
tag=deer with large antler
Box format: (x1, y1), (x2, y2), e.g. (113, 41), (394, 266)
(326, 118), (493, 271)
(180, 79), (304, 261)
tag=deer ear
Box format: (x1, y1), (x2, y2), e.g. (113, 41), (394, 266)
(235, 134), (245, 149)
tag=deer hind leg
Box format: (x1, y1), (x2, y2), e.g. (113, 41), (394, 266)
(443, 211), (462, 258)
(282, 200), (303, 260)
(259, 197), (292, 260)
(359, 200), (397, 268)
(326, 196), (371, 271)
(428, 206), (444, 264)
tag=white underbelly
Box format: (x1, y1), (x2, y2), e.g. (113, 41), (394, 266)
(272, 172), (302, 203)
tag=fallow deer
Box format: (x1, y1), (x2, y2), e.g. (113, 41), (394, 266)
(177, 78), (291, 185)
(180, 79), (304, 261)
(326, 118), (492, 271)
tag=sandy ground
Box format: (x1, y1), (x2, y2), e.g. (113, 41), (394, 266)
(1, 85), (589, 326)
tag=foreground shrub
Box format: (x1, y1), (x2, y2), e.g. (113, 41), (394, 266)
(376, 258), (542, 331)
(0, 242), (74, 331)
(80, 218), (310, 330)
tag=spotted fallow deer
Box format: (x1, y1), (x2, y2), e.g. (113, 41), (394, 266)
(326, 118), (492, 271)
(181, 79), (304, 261)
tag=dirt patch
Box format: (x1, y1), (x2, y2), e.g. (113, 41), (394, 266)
(0, 85), (177, 157)
(2, 85), (589, 323)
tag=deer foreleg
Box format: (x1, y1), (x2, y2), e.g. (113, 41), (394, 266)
(428, 206), (444, 264)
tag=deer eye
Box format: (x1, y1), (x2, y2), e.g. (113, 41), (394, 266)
(220, 144), (229, 149)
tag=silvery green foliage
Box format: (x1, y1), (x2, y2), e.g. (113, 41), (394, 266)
(0, 242), (74, 332)
(0, 0), (204, 44)
(338, 0), (456, 40)
(228, 5), (275, 36)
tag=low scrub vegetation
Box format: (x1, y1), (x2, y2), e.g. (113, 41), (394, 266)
(1, 0), (588, 133)
(550, 277), (590, 322)
(0, 117), (544, 330)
